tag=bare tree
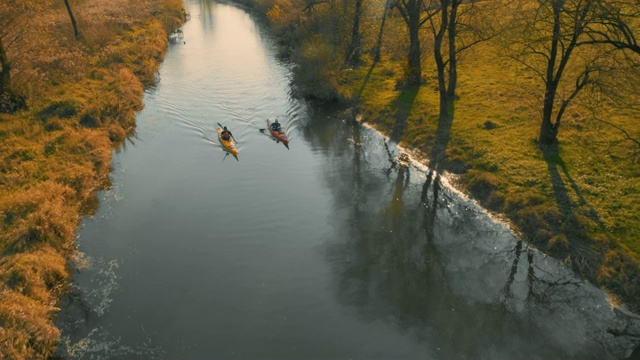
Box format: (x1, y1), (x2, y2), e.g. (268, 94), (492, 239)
(391, 0), (437, 86)
(507, 0), (640, 146)
(373, 0), (392, 62)
(344, 0), (364, 66)
(424, 0), (503, 167)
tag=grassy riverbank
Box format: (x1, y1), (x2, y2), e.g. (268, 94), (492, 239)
(0, 0), (184, 357)
(345, 47), (640, 310)
(245, 0), (640, 312)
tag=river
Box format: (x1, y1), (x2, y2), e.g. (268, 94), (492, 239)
(55, 1), (640, 359)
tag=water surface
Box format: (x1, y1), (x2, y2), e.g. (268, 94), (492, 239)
(56, 1), (640, 359)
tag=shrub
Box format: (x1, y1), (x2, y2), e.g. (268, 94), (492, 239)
(291, 35), (344, 101)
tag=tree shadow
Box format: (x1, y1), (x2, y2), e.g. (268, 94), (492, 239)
(428, 112), (454, 173)
(421, 170), (444, 269)
(355, 57), (417, 145)
(389, 88), (419, 144)
(542, 144), (607, 275)
(199, 0), (215, 30)
(356, 58), (380, 98)
(318, 116), (640, 358)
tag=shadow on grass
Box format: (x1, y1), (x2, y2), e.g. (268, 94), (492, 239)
(542, 144), (607, 275)
(543, 144), (640, 313)
(356, 58), (420, 146)
(389, 88), (419, 144)
(429, 112), (453, 173)
(356, 59), (380, 99)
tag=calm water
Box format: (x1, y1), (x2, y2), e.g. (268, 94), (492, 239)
(56, 1), (640, 359)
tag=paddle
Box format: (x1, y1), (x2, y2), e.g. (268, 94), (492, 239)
(258, 120), (268, 132)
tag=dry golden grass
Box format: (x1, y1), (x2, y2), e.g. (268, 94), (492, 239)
(0, 0), (184, 357)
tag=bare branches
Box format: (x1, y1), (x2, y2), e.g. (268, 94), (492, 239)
(592, 113), (640, 162)
(390, 0), (427, 86)
(576, 2), (640, 53)
(504, 0), (640, 145)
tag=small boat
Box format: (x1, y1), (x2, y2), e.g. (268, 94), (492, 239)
(267, 119), (289, 149)
(217, 127), (238, 160)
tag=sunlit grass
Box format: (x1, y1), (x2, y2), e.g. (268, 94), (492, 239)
(340, 37), (640, 308)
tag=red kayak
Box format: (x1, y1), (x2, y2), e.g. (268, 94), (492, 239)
(267, 119), (289, 149)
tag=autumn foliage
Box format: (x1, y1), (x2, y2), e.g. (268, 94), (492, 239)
(0, 0), (184, 357)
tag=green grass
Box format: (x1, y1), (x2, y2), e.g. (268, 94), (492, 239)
(340, 42), (640, 309)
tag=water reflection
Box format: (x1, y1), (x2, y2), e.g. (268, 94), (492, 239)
(315, 112), (640, 359)
(198, 0), (215, 30)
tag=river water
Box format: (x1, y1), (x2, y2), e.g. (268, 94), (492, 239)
(55, 1), (640, 359)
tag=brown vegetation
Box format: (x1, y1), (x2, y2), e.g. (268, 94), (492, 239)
(0, 0), (184, 357)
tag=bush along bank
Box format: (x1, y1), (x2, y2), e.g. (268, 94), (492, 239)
(241, 0), (640, 313)
(0, 0), (185, 357)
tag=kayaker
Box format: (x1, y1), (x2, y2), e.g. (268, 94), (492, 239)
(221, 126), (234, 141)
(271, 119), (281, 132)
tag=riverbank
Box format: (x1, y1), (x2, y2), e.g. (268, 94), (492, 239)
(345, 48), (640, 312)
(241, 0), (640, 314)
(0, 0), (184, 357)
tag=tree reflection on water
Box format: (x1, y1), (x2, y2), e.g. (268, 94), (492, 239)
(312, 112), (640, 360)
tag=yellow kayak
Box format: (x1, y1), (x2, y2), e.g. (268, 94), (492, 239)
(217, 127), (238, 160)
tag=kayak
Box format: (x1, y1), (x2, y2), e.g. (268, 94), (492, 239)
(217, 127), (238, 160)
(267, 119), (289, 149)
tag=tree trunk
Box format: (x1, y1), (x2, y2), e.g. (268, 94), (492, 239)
(539, 90), (558, 145)
(406, 10), (422, 86)
(373, 0), (391, 63)
(446, 1), (458, 99)
(0, 38), (10, 95)
(433, 1), (447, 94)
(63, 0), (80, 40)
(392, 0), (424, 86)
(344, 0), (362, 66)
(538, 2), (561, 146)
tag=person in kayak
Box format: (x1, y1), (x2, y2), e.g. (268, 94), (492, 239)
(270, 119), (281, 132)
(221, 126), (234, 141)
